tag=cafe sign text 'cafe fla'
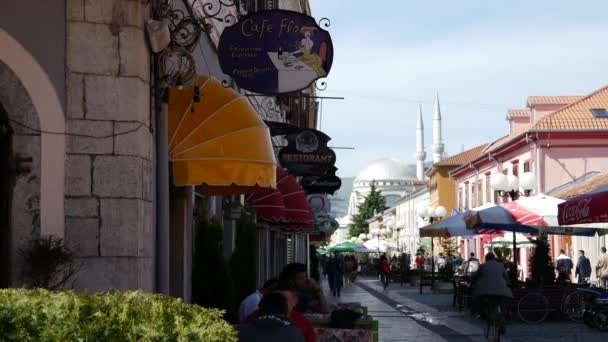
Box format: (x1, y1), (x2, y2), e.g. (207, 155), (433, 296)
(218, 10), (334, 95)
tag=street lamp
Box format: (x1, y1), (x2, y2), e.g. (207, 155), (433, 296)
(418, 205), (447, 288)
(491, 172), (537, 277)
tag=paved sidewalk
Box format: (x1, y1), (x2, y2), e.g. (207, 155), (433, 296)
(324, 276), (606, 342)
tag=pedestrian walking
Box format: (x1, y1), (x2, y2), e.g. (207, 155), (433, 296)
(556, 249), (574, 282)
(465, 252), (479, 275)
(379, 254), (390, 290)
(596, 247), (608, 288)
(575, 250), (592, 284)
(325, 254), (343, 297)
(415, 253), (424, 269)
(343, 255), (354, 287)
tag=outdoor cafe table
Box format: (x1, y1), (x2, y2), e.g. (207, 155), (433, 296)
(305, 308), (379, 342)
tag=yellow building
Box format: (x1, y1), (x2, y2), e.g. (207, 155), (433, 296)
(426, 144), (489, 219)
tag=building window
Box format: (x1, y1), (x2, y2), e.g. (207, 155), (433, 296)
(457, 188), (462, 211)
(591, 108), (608, 118)
(512, 162), (519, 177)
(523, 160), (531, 173)
(477, 180), (483, 207)
(485, 174), (491, 204)
(463, 182), (469, 210)
(471, 182), (476, 208)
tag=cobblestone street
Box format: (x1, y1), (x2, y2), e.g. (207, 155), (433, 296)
(328, 277), (606, 342)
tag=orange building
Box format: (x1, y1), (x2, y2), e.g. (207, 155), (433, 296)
(426, 144), (490, 219)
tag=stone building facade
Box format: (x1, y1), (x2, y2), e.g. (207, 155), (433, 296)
(64, 0), (154, 292)
(1, 0), (154, 291)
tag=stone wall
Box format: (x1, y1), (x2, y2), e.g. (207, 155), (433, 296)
(65, 0), (154, 292)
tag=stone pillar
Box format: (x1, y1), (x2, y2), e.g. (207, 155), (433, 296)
(65, 0), (154, 292)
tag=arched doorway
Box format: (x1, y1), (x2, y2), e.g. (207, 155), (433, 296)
(0, 104), (13, 287)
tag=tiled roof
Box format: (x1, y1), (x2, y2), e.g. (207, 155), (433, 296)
(553, 173), (608, 200)
(527, 96), (584, 106)
(534, 86), (608, 130)
(482, 132), (525, 154)
(434, 143), (489, 167)
(506, 109), (530, 119)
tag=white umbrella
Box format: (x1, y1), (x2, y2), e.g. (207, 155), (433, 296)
(363, 238), (396, 253)
(353, 245), (373, 253)
(484, 233), (534, 249)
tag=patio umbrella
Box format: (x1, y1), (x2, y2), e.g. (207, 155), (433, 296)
(363, 238), (396, 253)
(483, 233), (535, 249)
(353, 245), (373, 253)
(328, 241), (362, 253)
(558, 185), (608, 225)
(424, 195), (606, 237)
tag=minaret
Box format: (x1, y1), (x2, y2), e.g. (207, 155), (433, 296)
(432, 92), (444, 163)
(416, 105), (426, 181)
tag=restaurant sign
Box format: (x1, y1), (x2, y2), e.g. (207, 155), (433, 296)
(279, 128), (336, 176)
(301, 166), (342, 195)
(217, 10), (333, 95)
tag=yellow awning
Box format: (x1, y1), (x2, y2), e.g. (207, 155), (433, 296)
(168, 75), (277, 194)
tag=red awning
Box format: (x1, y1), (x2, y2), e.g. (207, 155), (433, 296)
(309, 232), (328, 242)
(277, 168), (314, 232)
(246, 189), (286, 222)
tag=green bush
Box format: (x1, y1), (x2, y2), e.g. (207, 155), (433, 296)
(0, 288), (237, 342)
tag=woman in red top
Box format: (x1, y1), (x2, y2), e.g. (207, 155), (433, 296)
(379, 255), (391, 290)
(415, 253), (425, 269)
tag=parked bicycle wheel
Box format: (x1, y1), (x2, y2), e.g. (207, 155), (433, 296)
(562, 290), (586, 322)
(517, 292), (549, 324)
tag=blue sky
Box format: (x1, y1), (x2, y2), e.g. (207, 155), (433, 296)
(308, 0), (608, 177)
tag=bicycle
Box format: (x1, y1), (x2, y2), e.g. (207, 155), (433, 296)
(481, 296), (505, 341)
(562, 288), (587, 322)
(517, 292), (549, 323)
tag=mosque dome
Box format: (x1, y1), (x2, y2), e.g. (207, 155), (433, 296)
(355, 158), (418, 183)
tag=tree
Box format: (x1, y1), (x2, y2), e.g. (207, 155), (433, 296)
(349, 182), (387, 238)
(440, 237), (458, 260)
(229, 211), (257, 308)
(529, 235), (555, 287)
(192, 204), (236, 322)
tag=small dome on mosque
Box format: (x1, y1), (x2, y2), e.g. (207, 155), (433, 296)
(355, 158), (418, 183)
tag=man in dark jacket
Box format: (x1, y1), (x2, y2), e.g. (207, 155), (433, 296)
(237, 292), (305, 342)
(575, 250), (592, 284)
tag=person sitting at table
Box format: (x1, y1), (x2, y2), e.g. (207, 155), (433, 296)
(279, 262), (330, 314)
(237, 292), (305, 342)
(244, 288), (315, 342)
(238, 278), (279, 323)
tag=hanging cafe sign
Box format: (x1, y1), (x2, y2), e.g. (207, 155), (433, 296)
(279, 128), (336, 177)
(301, 166), (341, 195)
(217, 10), (334, 94)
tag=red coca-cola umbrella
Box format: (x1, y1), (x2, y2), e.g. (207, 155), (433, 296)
(558, 186), (608, 225)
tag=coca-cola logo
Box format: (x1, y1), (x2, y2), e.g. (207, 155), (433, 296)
(561, 197), (592, 223)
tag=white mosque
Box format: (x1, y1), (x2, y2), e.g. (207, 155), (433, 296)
(331, 95), (445, 244)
